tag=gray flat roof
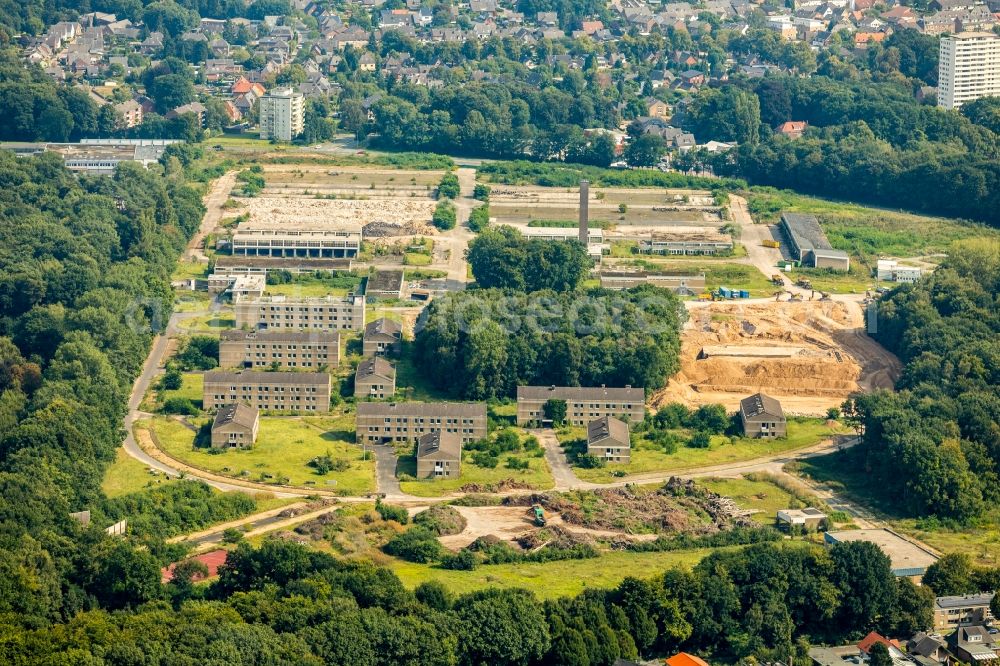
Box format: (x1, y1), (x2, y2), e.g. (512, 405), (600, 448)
(936, 593), (994, 609)
(368, 270), (404, 292)
(825, 529), (938, 574)
(204, 371), (330, 386)
(517, 385), (644, 401)
(356, 401), (486, 419)
(220, 329), (341, 343)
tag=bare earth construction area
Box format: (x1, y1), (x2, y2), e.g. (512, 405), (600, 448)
(656, 300), (901, 415)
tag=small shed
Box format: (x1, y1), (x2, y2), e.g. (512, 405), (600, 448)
(211, 403), (260, 449)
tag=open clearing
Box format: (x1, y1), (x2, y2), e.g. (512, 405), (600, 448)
(398, 450), (555, 497)
(391, 548), (723, 599)
(489, 184), (721, 227)
(140, 414), (375, 494)
(655, 300), (900, 415)
(102, 448), (179, 497)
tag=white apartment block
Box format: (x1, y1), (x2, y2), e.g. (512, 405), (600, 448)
(938, 32), (1000, 109)
(259, 87), (304, 141)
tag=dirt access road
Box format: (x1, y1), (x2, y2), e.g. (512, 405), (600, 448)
(186, 170), (236, 263)
(432, 167), (477, 283)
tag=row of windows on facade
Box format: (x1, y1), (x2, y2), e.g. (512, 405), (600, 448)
(251, 352), (330, 358)
(212, 394), (321, 401)
(213, 386), (321, 394)
(376, 417), (476, 424)
(367, 426), (476, 434)
(527, 403), (638, 413)
(249, 345), (332, 351)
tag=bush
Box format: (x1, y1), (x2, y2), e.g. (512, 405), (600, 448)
(438, 172), (460, 199)
(471, 451), (499, 468)
(413, 505), (467, 536)
(468, 204), (490, 232)
(383, 527), (443, 563)
(685, 404), (729, 434)
(161, 368), (183, 391)
(576, 454), (606, 469)
(688, 431), (711, 449)
(162, 397), (198, 415)
(505, 457), (530, 471)
(376, 499), (409, 524)
(432, 200), (457, 230)
(473, 183), (490, 201)
(222, 527), (244, 544)
(440, 549), (477, 570)
(176, 336), (219, 371)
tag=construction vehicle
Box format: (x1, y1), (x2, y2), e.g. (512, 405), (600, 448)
(819, 291), (832, 301)
(771, 274), (785, 286)
(697, 292), (712, 301)
(789, 292), (803, 302)
(762, 239), (781, 249)
(795, 278), (812, 289)
(530, 505), (546, 527)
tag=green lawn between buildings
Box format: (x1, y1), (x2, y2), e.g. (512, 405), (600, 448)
(563, 418), (846, 483)
(101, 449), (179, 498)
(141, 413), (375, 494)
(398, 449), (555, 497)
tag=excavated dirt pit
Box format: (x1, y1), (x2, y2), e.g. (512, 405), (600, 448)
(654, 300), (899, 415)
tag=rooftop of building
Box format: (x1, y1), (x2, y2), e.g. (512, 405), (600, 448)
(587, 415), (630, 445)
(356, 356), (395, 382)
(212, 402), (259, 429)
(416, 430), (463, 459)
(739, 392), (784, 419)
(356, 401), (486, 418)
(368, 269), (404, 293)
(517, 385), (644, 401)
(204, 370), (331, 385)
(220, 329), (341, 343)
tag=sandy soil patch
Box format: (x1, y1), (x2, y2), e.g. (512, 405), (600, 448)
(654, 300), (900, 415)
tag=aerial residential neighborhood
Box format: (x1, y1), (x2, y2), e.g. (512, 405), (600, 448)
(0, 0), (999, 662)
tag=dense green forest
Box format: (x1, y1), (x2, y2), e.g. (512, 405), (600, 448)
(834, 240), (1000, 520)
(414, 284), (684, 400)
(0, 536), (937, 664)
(0, 148), (271, 624)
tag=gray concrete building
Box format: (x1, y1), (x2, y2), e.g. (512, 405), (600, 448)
(235, 294), (366, 332)
(210, 403), (260, 449)
(516, 385), (645, 426)
(779, 213), (850, 271)
(586, 415), (631, 463)
(354, 356), (396, 399)
(203, 371), (331, 413)
(219, 329), (340, 370)
(739, 392), (786, 438)
(231, 227), (361, 259)
(415, 431), (462, 479)
(367, 269), (405, 299)
(356, 401), (487, 444)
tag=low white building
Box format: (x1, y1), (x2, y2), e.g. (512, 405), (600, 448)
(876, 259), (922, 283)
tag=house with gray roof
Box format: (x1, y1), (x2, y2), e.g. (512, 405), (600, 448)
(779, 213), (850, 271)
(415, 431), (462, 478)
(211, 403), (260, 449)
(587, 415), (631, 463)
(363, 317), (402, 356)
(739, 392), (786, 438)
(355, 356), (396, 399)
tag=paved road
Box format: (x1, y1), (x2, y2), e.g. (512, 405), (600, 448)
(531, 430), (594, 490)
(373, 443), (403, 498)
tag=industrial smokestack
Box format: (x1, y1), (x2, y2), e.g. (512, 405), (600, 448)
(579, 180), (589, 245)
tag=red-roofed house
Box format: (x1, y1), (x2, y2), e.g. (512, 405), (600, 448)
(855, 31), (887, 47)
(776, 121), (808, 139)
(580, 20), (604, 34)
(859, 631), (902, 654)
(666, 653), (711, 666)
(161, 549), (228, 583)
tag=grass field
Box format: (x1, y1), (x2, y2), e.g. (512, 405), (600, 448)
(101, 449), (178, 497)
(173, 291), (213, 313)
(746, 187), (999, 260)
(403, 252), (432, 266)
(145, 414), (375, 493)
(398, 450), (554, 497)
(172, 260), (209, 281)
(177, 313), (235, 333)
(785, 267), (874, 295)
(146, 372), (204, 411)
(390, 548), (723, 599)
(265, 283), (350, 298)
(569, 418), (845, 483)
(891, 518), (1000, 567)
